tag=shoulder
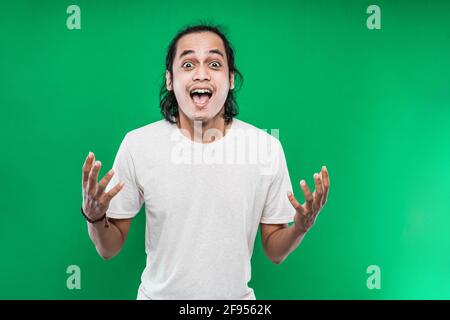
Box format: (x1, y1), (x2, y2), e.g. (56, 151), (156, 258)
(232, 118), (282, 148)
(126, 119), (173, 139)
(122, 119), (175, 147)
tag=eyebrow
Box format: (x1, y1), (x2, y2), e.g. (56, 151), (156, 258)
(178, 49), (225, 59)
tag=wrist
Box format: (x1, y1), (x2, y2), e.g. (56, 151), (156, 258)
(292, 223), (307, 237)
(81, 206), (109, 228)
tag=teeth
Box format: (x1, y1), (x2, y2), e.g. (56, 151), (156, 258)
(191, 89), (212, 94)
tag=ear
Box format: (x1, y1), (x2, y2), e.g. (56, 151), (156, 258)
(165, 70), (173, 91)
(229, 71), (235, 90)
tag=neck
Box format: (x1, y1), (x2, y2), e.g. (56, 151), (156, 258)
(176, 109), (232, 144)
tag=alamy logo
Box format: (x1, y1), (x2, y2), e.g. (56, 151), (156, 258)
(170, 121), (281, 176)
(366, 265), (381, 290)
(366, 5), (381, 30)
(66, 5), (81, 30)
(66, 265), (81, 290)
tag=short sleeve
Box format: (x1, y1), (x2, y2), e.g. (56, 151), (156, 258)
(105, 134), (144, 219)
(260, 139), (296, 224)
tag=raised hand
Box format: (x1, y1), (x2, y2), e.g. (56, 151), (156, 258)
(81, 152), (124, 221)
(287, 166), (330, 234)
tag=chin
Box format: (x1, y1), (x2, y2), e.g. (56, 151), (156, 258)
(189, 106), (220, 122)
(178, 100), (224, 123)
(191, 115), (207, 123)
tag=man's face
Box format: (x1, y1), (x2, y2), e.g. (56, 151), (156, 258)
(166, 31), (235, 123)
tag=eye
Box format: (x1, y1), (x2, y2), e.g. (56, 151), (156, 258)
(209, 61), (221, 68)
(182, 61), (194, 69)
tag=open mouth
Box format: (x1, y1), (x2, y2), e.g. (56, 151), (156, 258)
(189, 88), (213, 107)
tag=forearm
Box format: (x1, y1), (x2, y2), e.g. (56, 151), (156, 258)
(264, 225), (306, 264)
(87, 219), (124, 260)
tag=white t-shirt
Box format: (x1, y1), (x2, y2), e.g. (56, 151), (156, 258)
(105, 118), (295, 300)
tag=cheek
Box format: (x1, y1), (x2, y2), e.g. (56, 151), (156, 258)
(214, 74), (230, 100)
(172, 74), (188, 99)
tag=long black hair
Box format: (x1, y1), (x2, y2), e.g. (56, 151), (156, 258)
(159, 24), (243, 124)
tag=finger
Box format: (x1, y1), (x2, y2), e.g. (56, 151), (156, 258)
(103, 181), (125, 203)
(300, 180), (314, 212)
(96, 168), (115, 197)
(321, 166), (330, 206)
(287, 191), (306, 215)
(88, 160), (102, 196)
(313, 173), (323, 210)
(82, 152), (95, 189)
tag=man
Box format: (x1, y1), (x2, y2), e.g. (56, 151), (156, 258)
(81, 24), (330, 300)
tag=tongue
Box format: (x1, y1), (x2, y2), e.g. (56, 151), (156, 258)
(193, 94), (210, 105)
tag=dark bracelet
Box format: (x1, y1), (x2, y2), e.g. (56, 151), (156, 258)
(81, 206), (109, 228)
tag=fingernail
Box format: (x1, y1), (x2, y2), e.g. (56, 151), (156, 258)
(300, 180), (305, 185)
(109, 169), (114, 175)
(95, 161), (101, 167)
(120, 181), (125, 187)
(88, 152), (92, 158)
(314, 173), (318, 178)
(287, 191), (292, 197)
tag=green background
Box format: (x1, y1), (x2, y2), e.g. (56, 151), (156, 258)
(1, 0), (449, 299)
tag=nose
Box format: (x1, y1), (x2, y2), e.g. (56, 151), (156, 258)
(192, 64), (210, 82)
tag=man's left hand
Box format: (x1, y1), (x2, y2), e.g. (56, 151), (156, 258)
(287, 166), (330, 234)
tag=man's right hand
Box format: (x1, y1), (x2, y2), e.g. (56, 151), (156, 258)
(82, 152), (124, 221)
